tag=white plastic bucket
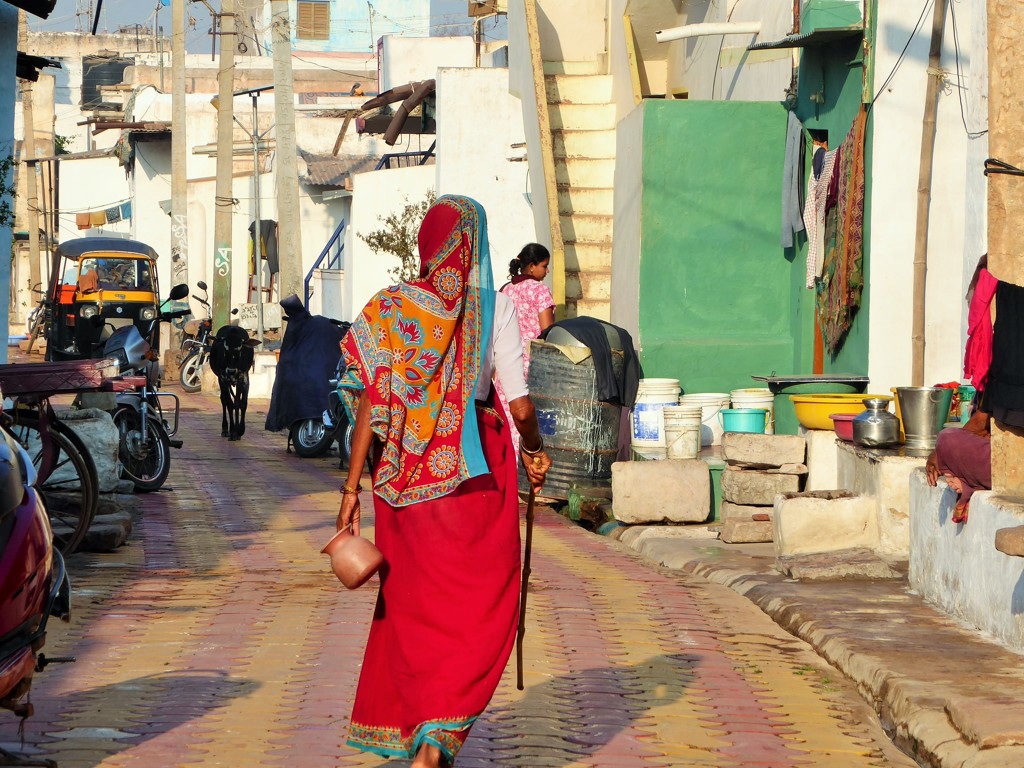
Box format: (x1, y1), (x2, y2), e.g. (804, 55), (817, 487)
(730, 387), (775, 434)
(679, 392), (731, 447)
(663, 405), (702, 459)
(632, 378), (681, 450)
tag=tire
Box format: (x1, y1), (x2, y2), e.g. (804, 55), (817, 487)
(113, 408), (171, 492)
(179, 350), (204, 393)
(5, 413), (98, 555)
(290, 419), (335, 458)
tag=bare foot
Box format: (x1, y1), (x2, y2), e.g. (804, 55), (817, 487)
(411, 744), (444, 768)
(942, 473), (964, 495)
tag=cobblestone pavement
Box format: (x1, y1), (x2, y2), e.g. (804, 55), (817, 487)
(0, 394), (917, 767)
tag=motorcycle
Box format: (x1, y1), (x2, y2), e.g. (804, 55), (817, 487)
(0, 400), (73, 766)
(265, 295), (351, 461)
(102, 283), (191, 492)
(178, 281), (213, 393)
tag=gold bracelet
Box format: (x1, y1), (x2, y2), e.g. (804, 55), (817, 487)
(340, 483), (363, 495)
(520, 437), (545, 456)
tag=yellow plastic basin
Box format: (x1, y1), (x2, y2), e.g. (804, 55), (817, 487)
(789, 393), (893, 431)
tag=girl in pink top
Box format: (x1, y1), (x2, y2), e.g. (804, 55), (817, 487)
(497, 243), (555, 450)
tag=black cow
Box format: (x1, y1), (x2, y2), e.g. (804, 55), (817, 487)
(209, 325), (260, 440)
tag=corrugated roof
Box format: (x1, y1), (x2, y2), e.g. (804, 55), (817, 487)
(300, 151), (379, 189)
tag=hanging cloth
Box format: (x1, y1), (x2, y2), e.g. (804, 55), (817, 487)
(780, 111), (806, 249)
(803, 146), (837, 288)
(817, 108), (867, 353)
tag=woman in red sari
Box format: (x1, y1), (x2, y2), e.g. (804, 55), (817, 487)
(337, 194), (552, 768)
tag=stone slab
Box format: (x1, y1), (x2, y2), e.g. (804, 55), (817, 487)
(54, 408), (121, 493)
(611, 460), (710, 524)
(719, 518), (773, 544)
(775, 547), (902, 581)
(720, 468), (800, 506)
(720, 501), (771, 520)
(773, 491), (877, 557)
(994, 525), (1024, 557)
(947, 695), (1024, 749)
(721, 432), (806, 468)
(802, 427), (840, 492)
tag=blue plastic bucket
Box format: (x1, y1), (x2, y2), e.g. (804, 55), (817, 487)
(719, 408), (768, 434)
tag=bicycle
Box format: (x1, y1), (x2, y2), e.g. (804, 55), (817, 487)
(24, 284), (50, 356)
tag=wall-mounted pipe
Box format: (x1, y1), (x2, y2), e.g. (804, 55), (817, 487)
(655, 21), (761, 44)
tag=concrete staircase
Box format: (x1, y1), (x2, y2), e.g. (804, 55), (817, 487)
(544, 61), (615, 320)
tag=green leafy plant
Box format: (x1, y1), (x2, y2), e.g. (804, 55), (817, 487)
(0, 154), (16, 230)
(359, 190), (436, 282)
(54, 134), (74, 155)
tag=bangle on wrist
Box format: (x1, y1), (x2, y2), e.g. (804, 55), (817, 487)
(520, 437), (544, 456)
(340, 483), (363, 495)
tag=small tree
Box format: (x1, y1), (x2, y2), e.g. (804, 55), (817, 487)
(359, 190), (436, 282)
(0, 154), (16, 230)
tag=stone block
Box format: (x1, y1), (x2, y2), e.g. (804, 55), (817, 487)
(721, 468), (800, 506)
(80, 511), (133, 552)
(992, 422), (1024, 497)
(611, 460), (710, 524)
(776, 547), (902, 580)
(719, 518), (773, 543)
(773, 491), (877, 557)
(720, 501), (771, 519)
(721, 433), (806, 468)
(995, 525), (1024, 557)
(802, 427), (840, 492)
(54, 408), (121, 493)
(947, 695), (1024, 749)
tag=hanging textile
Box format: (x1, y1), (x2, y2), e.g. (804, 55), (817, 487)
(90, 210), (107, 227)
(105, 205), (122, 223)
(120, 201), (132, 220)
(781, 111), (806, 249)
(817, 107), (867, 353)
(248, 220), (280, 275)
(76, 212), (91, 230)
(803, 147), (837, 288)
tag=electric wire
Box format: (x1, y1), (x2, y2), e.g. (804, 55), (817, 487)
(948, 0), (987, 138)
(869, 0), (932, 108)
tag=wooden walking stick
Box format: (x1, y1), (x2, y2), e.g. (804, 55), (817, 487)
(516, 484), (537, 691)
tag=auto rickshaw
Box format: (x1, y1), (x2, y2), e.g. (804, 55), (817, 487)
(46, 237), (163, 361)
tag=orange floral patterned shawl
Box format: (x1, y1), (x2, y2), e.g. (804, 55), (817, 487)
(340, 195), (495, 506)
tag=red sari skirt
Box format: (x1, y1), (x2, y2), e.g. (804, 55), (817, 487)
(347, 405), (520, 763)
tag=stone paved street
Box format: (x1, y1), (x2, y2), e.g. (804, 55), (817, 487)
(0, 394), (916, 767)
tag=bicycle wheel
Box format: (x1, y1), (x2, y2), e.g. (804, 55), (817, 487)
(113, 408), (171, 492)
(179, 350), (204, 393)
(6, 413), (98, 555)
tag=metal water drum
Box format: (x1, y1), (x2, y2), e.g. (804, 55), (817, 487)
(519, 338), (624, 500)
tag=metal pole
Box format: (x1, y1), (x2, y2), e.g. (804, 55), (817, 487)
(252, 93), (264, 343)
(212, 0), (236, 329)
(170, 0), (189, 351)
(269, 0), (303, 301)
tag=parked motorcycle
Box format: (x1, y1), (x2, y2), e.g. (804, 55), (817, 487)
(265, 295), (351, 460)
(178, 280), (213, 393)
(0, 398), (73, 765)
(102, 283), (191, 492)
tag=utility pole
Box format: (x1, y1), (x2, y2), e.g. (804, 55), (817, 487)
(269, 0), (303, 302)
(212, 0), (236, 329)
(18, 12), (42, 296)
(170, 0), (189, 346)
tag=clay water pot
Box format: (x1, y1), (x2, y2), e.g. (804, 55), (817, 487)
(321, 527), (383, 589)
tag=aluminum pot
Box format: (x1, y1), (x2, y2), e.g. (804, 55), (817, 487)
(852, 397), (901, 448)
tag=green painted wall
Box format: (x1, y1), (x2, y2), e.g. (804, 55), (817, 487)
(638, 100), (807, 395)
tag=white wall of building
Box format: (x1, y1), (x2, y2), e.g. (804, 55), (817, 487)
(434, 66), (533, 287)
(533, 0), (606, 64)
(381, 36), (475, 91)
(346, 163), (435, 321)
(867, 3), (988, 393)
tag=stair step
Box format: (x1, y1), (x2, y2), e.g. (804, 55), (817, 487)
(554, 158), (615, 188)
(575, 298), (612, 321)
(553, 129), (616, 160)
(549, 102), (616, 131)
(560, 213), (613, 244)
(564, 241), (613, 272)
(545, 74), (613, 105)
(557, 187), (614, 216)
(543, 60), (603, 76)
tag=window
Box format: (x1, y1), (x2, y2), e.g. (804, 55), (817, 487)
(296, 1), (330, 40)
